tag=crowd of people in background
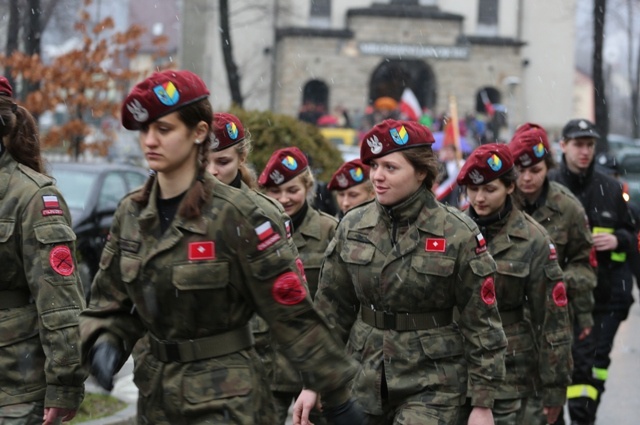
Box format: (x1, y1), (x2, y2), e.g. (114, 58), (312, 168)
(1, 67), (638, 425)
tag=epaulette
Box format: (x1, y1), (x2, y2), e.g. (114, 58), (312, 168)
(442, 203), (479, 232)
(18, 163), (53, 188)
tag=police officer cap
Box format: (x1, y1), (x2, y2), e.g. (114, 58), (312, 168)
(212, 112), (245, 152)
(457, 143), (514, 186)
(360, 119), (434, 165)
(258, 146), (309, 187)
(0, 77), (13, 98)
(121, 69), (210, 130)
(327, 159), (370, 190)
(562, 119), (601, 140)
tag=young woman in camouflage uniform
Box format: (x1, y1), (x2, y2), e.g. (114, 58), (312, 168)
(327, 158), (375, 218)
(456, 143), (573, 425)
(294, 119), (508, 425)
(0, 77), (86, 425)
(79, 70), (364, 425)
(508, 123), (596, 425)
(257, 147), (338, 424)
(207, 112), (257, 189)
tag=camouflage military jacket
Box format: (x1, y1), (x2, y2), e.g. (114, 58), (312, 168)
(517, 180), (596, 329)
(0, 152), (86, 410)
(473, 205), (573, 406)
(269, 206), (337, 392)
(315, 187), (507, 414)
(79, 173), (356, 421)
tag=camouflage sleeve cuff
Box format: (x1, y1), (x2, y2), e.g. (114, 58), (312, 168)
(543, 387), (567, 407)
(321, 386), (350, 409)
(469, 386), (495, 408)
(576, 312), (594, 329)
(45, 384), (85, 410)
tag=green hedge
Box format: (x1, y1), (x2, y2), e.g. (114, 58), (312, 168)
(229, 108), (343, 182)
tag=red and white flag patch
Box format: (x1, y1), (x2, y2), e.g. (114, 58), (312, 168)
(552, 282), (568, 307)
(425, 238), (446, 252)
(481, 277), (496, 305)
(548, 243), (557, 261)
(188, 241), (215, 261)
(285, 220), (292, 238)
(272, 271), (307, 305)
(49, 245), (74, 276)
(255, 221), (281, 251)
(43, 195), (59, 209)
(475, 233), (487, 254)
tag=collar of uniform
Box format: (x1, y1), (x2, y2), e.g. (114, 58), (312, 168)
(542, 180), (566, 214)
(376, 185), (432, 227)
(296, 205), (323, 241)
(138, 173), (210, 235)
(0, 151), (18, 200)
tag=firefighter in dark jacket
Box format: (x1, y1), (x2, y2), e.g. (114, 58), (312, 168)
(547, 119), (637, 425)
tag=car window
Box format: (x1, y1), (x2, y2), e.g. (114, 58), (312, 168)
(98, 173), (127, 213)
(52, 169), (98, 211)
(124, 171), (147, 190)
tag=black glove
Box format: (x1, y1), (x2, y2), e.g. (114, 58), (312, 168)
(323, 398), (367, 425)
(89, 342), (122, 392)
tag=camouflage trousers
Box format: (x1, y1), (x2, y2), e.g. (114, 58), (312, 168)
(366, 402), (460, 425)
(0, 401), (60, 425)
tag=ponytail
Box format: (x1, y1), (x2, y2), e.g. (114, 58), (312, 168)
(0, 97), (43, 173)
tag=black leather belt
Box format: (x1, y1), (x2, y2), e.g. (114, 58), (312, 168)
(0, 290), (31, 309)
(361, 305), (453, 331)
(499, 309), (525, 326)
(149, 324), (254, 363)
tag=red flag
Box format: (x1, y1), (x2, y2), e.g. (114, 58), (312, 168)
(480, 90), (495, 118)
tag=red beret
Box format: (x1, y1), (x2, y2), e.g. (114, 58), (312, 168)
(258, 147), (309, 187)
(508, 122), (550, 168)
(121, 69), (209, 130)
(457, 143), (514, 186)
(212, 112), (245, 151)
(327, 159), (370, 190)
(360, 119), (434, 164)
(0, 77), (13, 97)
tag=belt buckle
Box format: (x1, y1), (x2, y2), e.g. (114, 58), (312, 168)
(382, 311), (395, 329)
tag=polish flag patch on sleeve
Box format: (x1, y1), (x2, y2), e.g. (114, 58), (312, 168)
(548, 243), (557, 261)
(475, 233), (487, 254)
(255, 221), (281, 251)
(43, 195), (59, 209)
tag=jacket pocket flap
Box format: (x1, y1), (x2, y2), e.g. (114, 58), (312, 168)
(0, 220), (15, 243)
(41, 308), (80, 331)
(34, 223), (76, 244)
(495, 260), (529, 278)
(420, 330), (464, 359)
(172, 262), (229, 290)
(411, 255), (456, 276)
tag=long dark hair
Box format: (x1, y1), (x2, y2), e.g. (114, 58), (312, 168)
(0, 95), (43, 173)
(131, 98), (214, 219)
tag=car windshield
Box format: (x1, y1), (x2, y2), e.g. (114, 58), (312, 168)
(52, 169), (98, 210)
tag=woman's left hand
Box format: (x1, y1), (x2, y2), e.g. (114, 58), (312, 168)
(43, 407), (76, 424)
(292, 389), (319, 425)
(467, 406), (494, 425)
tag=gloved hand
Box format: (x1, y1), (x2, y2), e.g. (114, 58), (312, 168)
(323, 398), (367, 425)
(89, 342), (122, 391)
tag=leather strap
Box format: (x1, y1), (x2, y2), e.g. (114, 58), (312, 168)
(0, 290), (31, 309)
(361, 306), (453, 331)
(499, 309), (524, 326)
(149, 324), (254, 363)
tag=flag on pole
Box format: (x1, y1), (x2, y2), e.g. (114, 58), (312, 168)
(400, 88), (422, 121)
(480, 89), (495, 118)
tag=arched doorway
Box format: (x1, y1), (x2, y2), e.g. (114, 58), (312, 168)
(299, 79), (329, 124)
(368, 59), (436, 110)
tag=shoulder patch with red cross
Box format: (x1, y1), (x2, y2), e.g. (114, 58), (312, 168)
(49, 245), (75, 276)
